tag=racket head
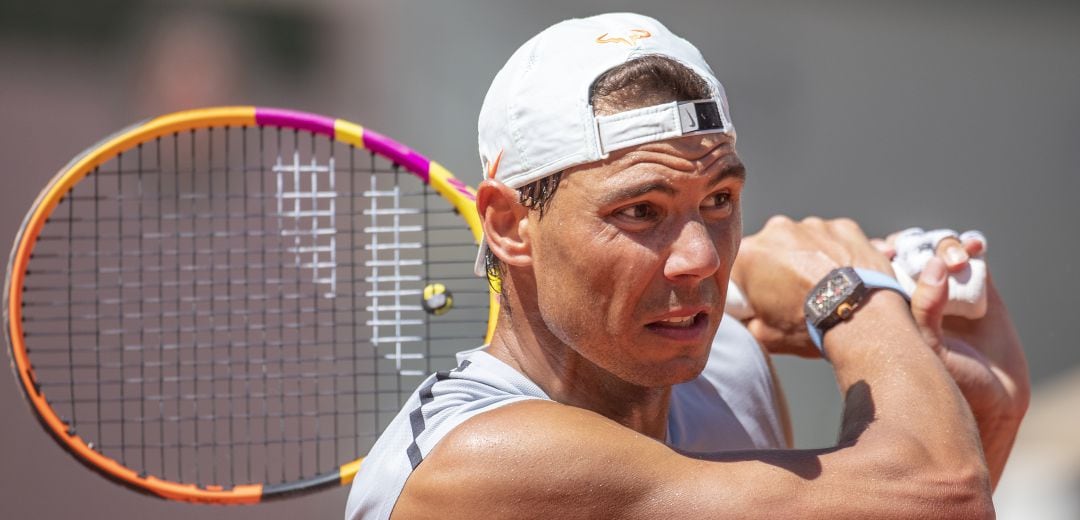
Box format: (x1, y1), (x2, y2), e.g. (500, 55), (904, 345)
(4, 106), (497, 503)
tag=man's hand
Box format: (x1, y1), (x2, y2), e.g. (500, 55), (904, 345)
(900, 237), (1030, 488)
(729, 215), (895, 358)
(737, 221), (1029, 487)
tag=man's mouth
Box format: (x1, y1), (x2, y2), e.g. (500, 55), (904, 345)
(654, 314), (699, 328)
(645, 311), (709, 339)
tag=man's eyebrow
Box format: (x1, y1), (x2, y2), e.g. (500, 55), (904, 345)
(600, 160), (746, 205)
(709, 160), (747, 186)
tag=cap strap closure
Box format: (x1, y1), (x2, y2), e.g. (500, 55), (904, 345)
(595, 98), (730, 156)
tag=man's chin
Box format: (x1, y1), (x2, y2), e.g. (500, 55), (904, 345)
(620, 354), (710, 389)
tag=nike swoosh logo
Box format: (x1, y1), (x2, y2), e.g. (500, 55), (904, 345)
(682, 108), (697, 128)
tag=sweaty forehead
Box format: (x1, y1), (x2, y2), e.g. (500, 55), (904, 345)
(563, 134), (742, 191)
(622, 135), (736, 168)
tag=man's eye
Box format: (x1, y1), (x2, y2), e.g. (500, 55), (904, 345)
(617, 203), (657, 220)
(704, 192), (732, 209)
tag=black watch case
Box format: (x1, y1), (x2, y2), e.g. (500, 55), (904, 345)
(804, 267), (870, 331)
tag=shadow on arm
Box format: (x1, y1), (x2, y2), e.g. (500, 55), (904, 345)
(686, 380), (874, 480)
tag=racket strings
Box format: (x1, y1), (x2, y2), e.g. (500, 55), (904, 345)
(19, 124), (487, 490)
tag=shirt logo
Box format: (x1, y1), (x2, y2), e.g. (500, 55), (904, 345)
(595, 29), (652, 47)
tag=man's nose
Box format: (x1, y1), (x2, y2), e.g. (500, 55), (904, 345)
(663, 219), (722, 282)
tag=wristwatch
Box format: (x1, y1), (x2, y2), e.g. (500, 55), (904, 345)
(804, 267), (909, 355)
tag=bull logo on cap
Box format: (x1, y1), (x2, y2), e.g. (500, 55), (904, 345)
(595, 29), (652, 47)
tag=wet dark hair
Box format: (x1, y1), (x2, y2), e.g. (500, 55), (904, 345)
(484, 55), (711, 289)
(589, 54), (711, 116)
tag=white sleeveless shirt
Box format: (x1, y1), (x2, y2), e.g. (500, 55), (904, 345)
(345, 316), (785, 520)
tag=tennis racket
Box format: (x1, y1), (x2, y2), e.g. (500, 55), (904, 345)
(4, 107), (497, 503)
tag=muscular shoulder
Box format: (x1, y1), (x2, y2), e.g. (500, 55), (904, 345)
(391, 399), (676, 520)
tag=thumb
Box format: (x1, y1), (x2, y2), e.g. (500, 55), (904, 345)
(746, 318), (820, 359)
(745, 318), (783, 350)
(910, 257), (948, 352)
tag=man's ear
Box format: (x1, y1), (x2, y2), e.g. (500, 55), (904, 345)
(476, 179), (532, 268)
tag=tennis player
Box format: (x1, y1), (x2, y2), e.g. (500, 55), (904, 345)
(346, 12), (1027, 519)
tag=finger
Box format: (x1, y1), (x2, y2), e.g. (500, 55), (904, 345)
(962, 238), (985, 257)
(827, 217), (870, 242)
(935, 237), (970, 272)
(886, 227), (924, 249)
(746, 318), (784, 353)
(801, 215), (827, 229)
(910, 257), (949, 353)
(960, 230), (987, 257)
(763, 214), (794, 230)
(870, 238), (896, 259)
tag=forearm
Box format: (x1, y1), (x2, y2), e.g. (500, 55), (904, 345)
(823, 292), (990, 498)
(944, 282), (1030, 489)
(687, 443), (990, 520)
(977, 412), (1022, 489)
(685, 292), (992, 518)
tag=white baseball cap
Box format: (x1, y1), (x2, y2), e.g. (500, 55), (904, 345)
(474, 12), (736, 276)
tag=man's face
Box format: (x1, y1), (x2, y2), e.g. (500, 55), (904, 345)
(528, 133), (744, 388)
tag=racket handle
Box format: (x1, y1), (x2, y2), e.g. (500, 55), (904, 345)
(725, 257), (988, 321)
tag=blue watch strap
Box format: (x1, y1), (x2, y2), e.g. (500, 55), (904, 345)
(853, 268), (909, 298)
(807, 318), (826, 353)
(806, 268), (911, 357)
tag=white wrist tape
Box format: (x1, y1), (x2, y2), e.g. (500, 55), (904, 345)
(891, 227), (987, 319)
(725, 279), (754, 320)
(725, 227), (989, 320)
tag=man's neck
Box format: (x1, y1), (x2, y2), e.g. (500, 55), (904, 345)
(486, 310), (672, 442)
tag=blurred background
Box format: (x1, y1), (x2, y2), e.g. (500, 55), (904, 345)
(1, 0), (1077, 517)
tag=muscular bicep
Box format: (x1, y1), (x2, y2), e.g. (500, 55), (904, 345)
(390, 400), (821, 520)
(390, 398), (989, 520)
